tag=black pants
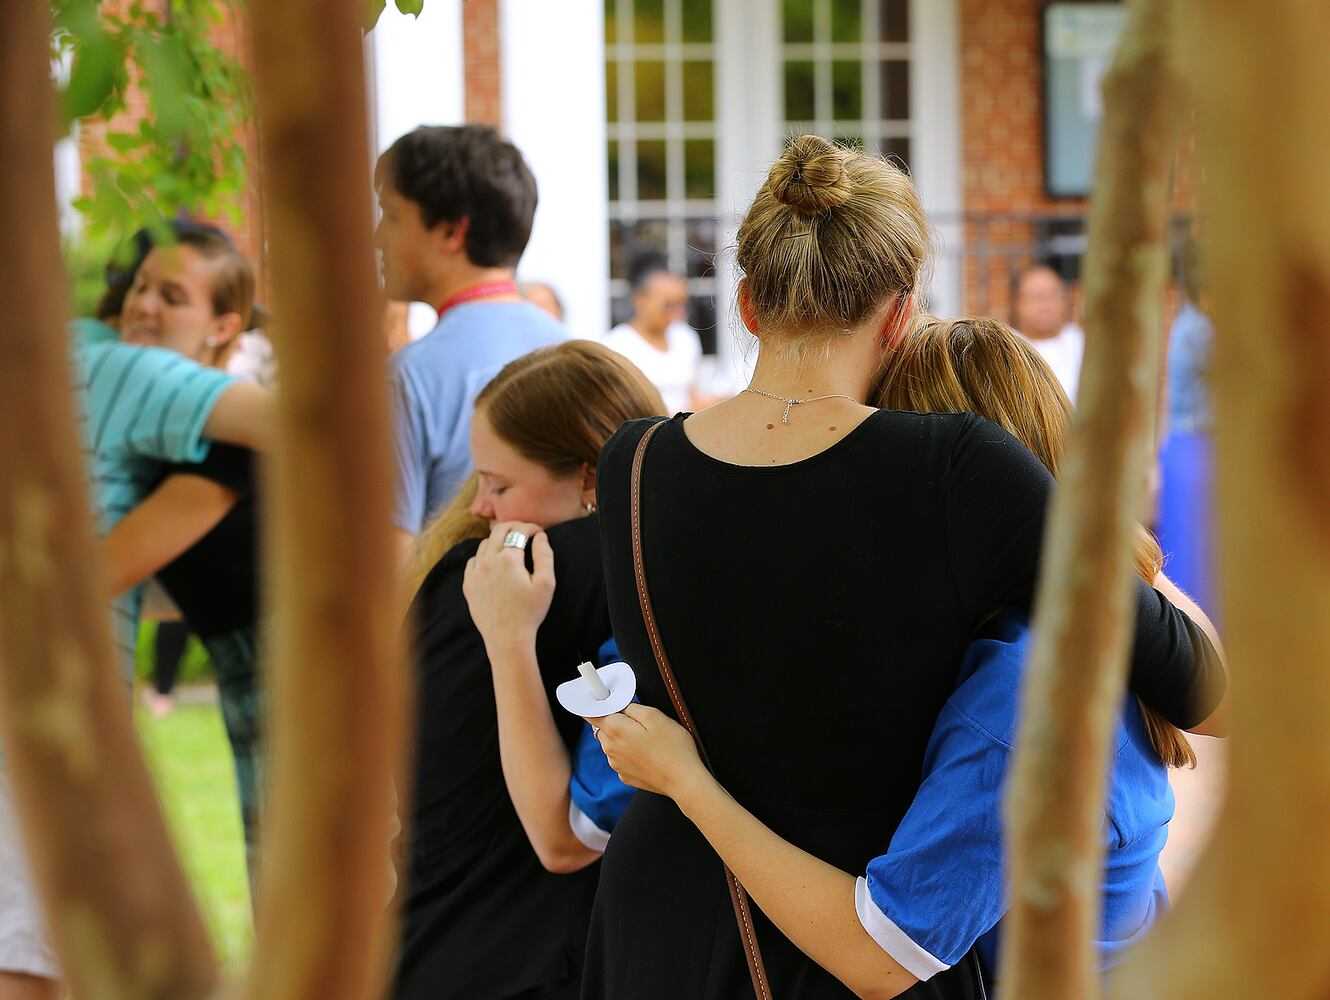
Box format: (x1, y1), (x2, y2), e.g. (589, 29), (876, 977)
(154, 619), (190, 694)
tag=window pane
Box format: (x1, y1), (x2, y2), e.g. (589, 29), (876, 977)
(606, 61), (619, 121)
(686, 218), (717, 278)
(633, 0), (665, 43)
(833, 132), (864, 150)
(832, 61), (863, 119)
(608, 140), (620, 201)
(637, 140), (668, 200)
(681, 0), (712, 42)
(879, 0), (909, 42)
(881, 135), (910, 170)
(831, 0), (862, 42)
(784, 60), (815, 120)
(782, 0), (814, 43)
(635, 61), (666, 121)
(880, 59), (909, 120)
(605, 0), (616, 44)
(683, 60), (714, 121)
(684, 140), (715, 199)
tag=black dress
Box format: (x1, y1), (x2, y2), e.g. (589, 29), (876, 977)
(394, 515), (612, 1000)
(583, 412), (1222, 1000)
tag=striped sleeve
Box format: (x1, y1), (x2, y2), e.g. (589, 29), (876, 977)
(87, 342), (234, 463)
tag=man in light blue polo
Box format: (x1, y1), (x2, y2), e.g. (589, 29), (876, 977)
(374, 125), (565, 556)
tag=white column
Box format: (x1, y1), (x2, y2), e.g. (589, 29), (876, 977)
(369, 2), (466, 148)
(909, 0), (964, 318)
(501, 0), (610, 341)
(369, 2), (466, 336)
(713, 0), (783, 387)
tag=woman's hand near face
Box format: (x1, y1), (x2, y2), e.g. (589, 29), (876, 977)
(588, 704), (710, 801)
(463, 521), (556, 653)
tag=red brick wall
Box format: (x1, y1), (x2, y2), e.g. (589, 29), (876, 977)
(957, 0), (1196, 319)
(77, 0), (266, 300)
(463, 0), (502, 126)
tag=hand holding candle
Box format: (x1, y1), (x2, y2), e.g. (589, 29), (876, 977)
(556, 659), (636, 718)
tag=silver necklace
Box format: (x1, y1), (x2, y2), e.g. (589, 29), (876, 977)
(744, 386), (860, 425)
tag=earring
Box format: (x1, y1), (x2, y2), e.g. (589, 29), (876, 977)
(584, 501), (597, 515)
(206, 336), (219, 348)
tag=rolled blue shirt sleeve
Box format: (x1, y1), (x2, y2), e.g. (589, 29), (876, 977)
(567, 636), (635, 851)
(856, 632), (1023, 980)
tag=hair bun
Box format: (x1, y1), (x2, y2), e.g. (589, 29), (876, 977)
(768, 135), (853, 216)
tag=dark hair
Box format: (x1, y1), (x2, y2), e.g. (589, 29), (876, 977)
(1007, 264), (1066, 324)
(628, 252), (671, 294)
(375, 124), (538, 270)
(97, 219), (236, 321)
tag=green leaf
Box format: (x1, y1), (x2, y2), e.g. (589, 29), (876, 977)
(142, 37), (194, 140)
(104, 132), (139, 155)
(61, 31), (122, 122)
(364, 0), (388, 30)
(396, 0), (425, 15)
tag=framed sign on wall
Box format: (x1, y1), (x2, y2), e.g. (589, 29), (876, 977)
(1043, 2), (1127, 198)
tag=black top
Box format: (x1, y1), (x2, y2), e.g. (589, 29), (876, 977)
(155, 444), (259, 638)
(394, 515), (612, 1000)
(583, 411), (1223, 1000)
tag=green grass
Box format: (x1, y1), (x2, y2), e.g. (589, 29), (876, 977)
(136, 695), (254, 968)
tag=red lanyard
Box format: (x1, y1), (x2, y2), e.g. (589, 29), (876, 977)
(435, 279), (519, 319)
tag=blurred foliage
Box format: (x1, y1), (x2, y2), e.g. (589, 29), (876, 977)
(51, 0), (252, 312)
(366, 0), (427, 31)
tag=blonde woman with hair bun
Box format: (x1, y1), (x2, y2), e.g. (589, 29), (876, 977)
(582, 138), (1225, 999)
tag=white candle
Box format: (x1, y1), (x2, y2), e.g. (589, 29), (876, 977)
(577, 660), (611, 701)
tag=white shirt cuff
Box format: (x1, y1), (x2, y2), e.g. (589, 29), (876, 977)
(569, 801), (610, 852)
(854, 876), (950, 981)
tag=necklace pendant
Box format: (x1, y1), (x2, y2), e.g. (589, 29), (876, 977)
(782, 399), (793, 424)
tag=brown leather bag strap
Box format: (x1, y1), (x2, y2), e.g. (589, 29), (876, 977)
(630, 420), (774, 1000)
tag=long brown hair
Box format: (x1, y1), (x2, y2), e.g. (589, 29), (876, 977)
(874, 315), (1196, 769)
(400, 340), (666, 609)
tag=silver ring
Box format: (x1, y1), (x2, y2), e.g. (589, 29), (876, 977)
(502, 530), (528, 551)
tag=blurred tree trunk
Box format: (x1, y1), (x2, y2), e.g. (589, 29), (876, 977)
(0, 3), (218, 999)
(244, 0), (406, 997)
(1109, 2), (1330, 996)
(998, 1), (1183, 996)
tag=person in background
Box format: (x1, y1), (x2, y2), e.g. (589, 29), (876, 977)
(0, 231), (273, 1000)
(520, 280), (565, 322)
(376, 125), (565, 560)
(873, 316), (1219, 989)
(580, 136), (1222, 1000)
(601, 253), (705, 414)
(1155, 236), (1217, 617)
(1011, 264), (1084, 403)
(102, 226), (267, 889)
(392, 341), (663, 1000)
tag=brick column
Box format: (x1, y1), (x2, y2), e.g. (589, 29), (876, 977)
(463, 0), (503, 126)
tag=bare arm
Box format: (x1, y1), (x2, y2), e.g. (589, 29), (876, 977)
(100, 474), (238, 596)
(594, 706), (919, 1000)
(463, 522), (601, 874)
(203, 381), (275, 452)
(1155, 571), (1228, 736)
